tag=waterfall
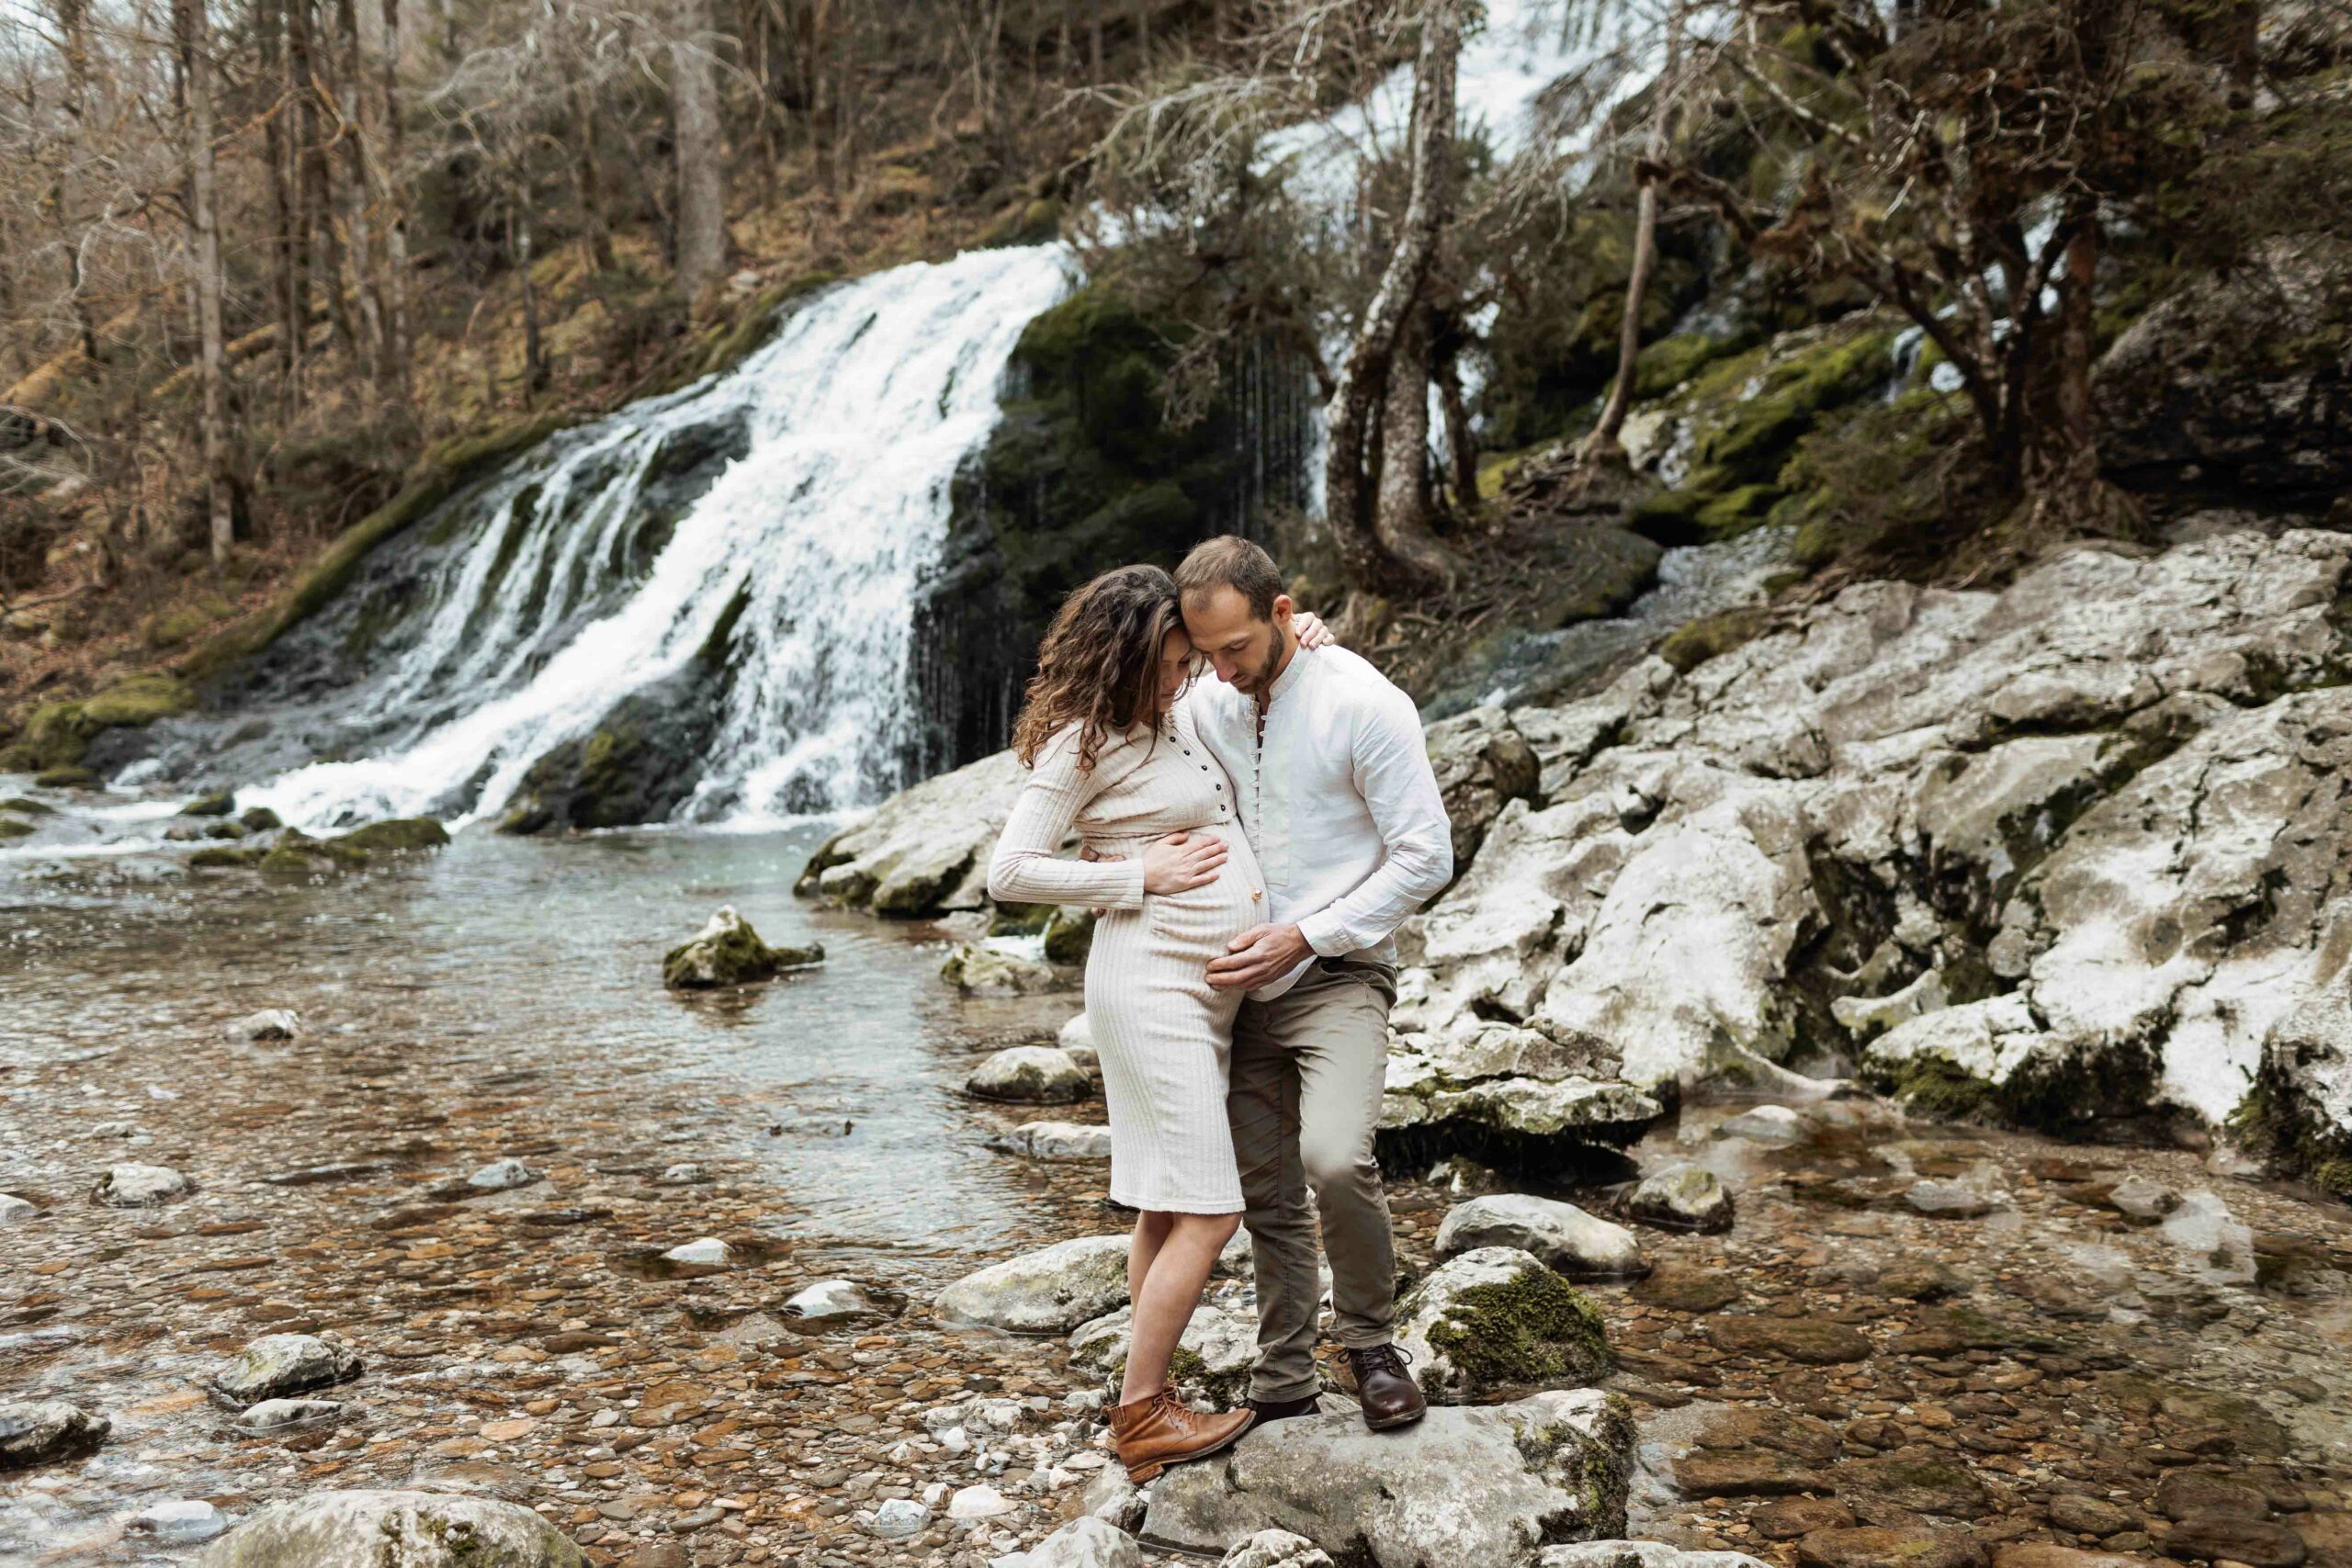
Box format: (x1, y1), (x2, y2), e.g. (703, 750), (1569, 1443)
(242, 245), (1076, 832)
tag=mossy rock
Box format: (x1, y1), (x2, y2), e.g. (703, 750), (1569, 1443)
(190, 844), (267, 868)
(1, 796), (53, 816)
(181, 789), (237, 818)
(1659, 607), (1773, 674)
(1634, 330), (1756, 400)
(257, 831), (373, 873)
(1403, 1246), (1611, 1400)
(334, 818), (451, 853)
(662, 906), (824, 990)
(976, 196), (1064, 250)
(202, 820), (248, 840)
(0, 673), (193, 773)
(240, 807), (283, 831)
(0, 816), (34, 839)
(1042, 909), (1095, 966)
(142, 594), (237, 651)
(32, 766), (97, 789)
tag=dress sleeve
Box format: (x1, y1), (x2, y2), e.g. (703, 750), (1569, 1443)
(987, 728), (1149, 910)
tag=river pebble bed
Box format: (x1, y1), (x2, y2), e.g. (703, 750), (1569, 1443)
(4, 814), (2349, 1567)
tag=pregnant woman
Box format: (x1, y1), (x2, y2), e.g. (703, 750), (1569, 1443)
(988, 564), (1319, 1483)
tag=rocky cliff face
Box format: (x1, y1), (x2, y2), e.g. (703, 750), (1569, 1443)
(810, 525), (2352, 1192)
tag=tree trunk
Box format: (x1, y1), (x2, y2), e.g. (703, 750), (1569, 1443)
(376, 0), (413, 404)
(572, 76), (616, 273)
(1374, 305), (1457, 586)
(671, 0), (728, 302)
(258, 0), (305, 406)
(175, 0), (237, 566)
(1320, 0), (1460, 595)
(334, 0), (386, 389)
(1580, 5), (1680, 464)
(290, 0), (353, 365)
(1435, 332), (1478, 512)
(514, 199), (547, 399)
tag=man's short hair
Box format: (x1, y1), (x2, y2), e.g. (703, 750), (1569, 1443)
(1174, 536), (1284, 622)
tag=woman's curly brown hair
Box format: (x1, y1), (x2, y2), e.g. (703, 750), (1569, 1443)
(1012, 564), (1185, 772)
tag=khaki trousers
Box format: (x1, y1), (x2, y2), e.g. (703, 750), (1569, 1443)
(1226, 958), (1398, 1404)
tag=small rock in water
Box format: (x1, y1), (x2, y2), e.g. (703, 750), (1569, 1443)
(1906, 1179), (1996, 1217)
(1434, 1192), (1650, 1280)
(987, 1120), (1113, 1161)
(129, 1499), (230, 1545)
(236, 1397), (346, 1430)
(662, 905), (823, 990)
(948, 1483), (1015, 1519)
(0, 1194), (34, 1223)
(662, 1237), (733, 1268)
(211, 1333), (364, 1406)
(222, 1008), (300, 1043)
(1219, 1529), (1335, 1568)
(87, 1120), (140, 1139)
(2047, 1493), (2141, 1537)
(783, 1279), (885, 1323)
(1057, 1011), (1100, 1069)
(941, 942), (1065, 996)
(0, 1400), (111, 1469)
(658, 1162), (709, 1184)
(1626, 1163), (1735, 1233)
(1537, 1547), (1771, 1568)
(2107, 1172), (2182, 1222)
(865, 1497), (928, 1539)
(967, 1045), (1092, 1104)
(1716, 1104), (1805, 1145)
(91, 1162), (192, 1208)
(466, 1157), (538, 1190)
(193, 1489), (582, 1567)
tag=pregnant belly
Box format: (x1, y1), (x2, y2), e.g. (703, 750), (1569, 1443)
(1148, 841), (1266, 945)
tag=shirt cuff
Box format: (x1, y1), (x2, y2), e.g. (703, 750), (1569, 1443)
(1297, 908), (1351, 958)
(1108, 858), (1148, 911)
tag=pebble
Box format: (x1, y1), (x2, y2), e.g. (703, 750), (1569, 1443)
(865, 1498), (928, 1538)
(661, 1236), (733, 1267)
(90, 1162), (191, 1207)
(127, 1498), (229, 1545)
(467, 1156), (539, 1190)
(223, 1008), (301, 1042)
(0, 1194), (34, 1223)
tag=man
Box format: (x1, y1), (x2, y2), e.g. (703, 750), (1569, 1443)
(1171, 535), (1454, 1431)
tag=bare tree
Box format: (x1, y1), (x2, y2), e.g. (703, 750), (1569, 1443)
(1577, 0), (1681, 466)
(670, 0), (728, 300)
(174, 0), (237, 563)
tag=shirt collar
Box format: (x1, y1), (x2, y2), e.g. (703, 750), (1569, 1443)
(1262, 640), (1311, 709)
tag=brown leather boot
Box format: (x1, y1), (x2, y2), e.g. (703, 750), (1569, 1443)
(1347, 1344), (1427, 1431)
(1108, 1386), (1256, 1483)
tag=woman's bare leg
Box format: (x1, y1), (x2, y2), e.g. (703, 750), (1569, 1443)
(1120, 1211), (1241, 1406)
(1127, 1210), (1174, 1309)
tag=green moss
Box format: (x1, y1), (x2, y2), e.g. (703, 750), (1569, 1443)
(1422, 1266), (1611, 1395)
(33, 766), (97, 788)
(142, 593), (236, 650)
(189, 844), (266, 868)
(1658, 607), (1772, 673)
(240, 807), (282, 831)
(334, 818), (450, 853)
(1, 797), (53, 816)
(663, 914), (822, 989)
(1880, 1056), (2001, 1122)
(2230, 1073), (2352, 1198)
(685, 271), (838, 384)
(0, 817), (34, 839)
(1042, 909), (1095, 965)
(180, 789), (236, 818)
(0, 673), (194, 773)
(976, 196), (1064, 250)
(1634, 330), (1756, 400)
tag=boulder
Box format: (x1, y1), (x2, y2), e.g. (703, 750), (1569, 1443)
(865, 1498), (929, 1539)
(662, 906), (823, 990)
(1433, 1194), (1650, 1280)
(1069, 1300), (1258, 1404)
(1393, 1246), (1611, 1400)
(223, 1008), (300, 1043)
(92, 1162), (192, 1207)
(334, 818), (451, 853)
(935, 1235), (1129, 1334)
(195, 1489), (586, 1568)
(797, 748), (1028, 916)
(1425, 705), (1543, 867)
(992, 1517), (1145, 1568)
(1379, 1022), (1665, 1167)
(988, 1121), (1114, 1161)
(1143, 1388), (1635, 1568)
(1716, 1104), (1804, 1145)
(0, 1400), (110, 1469)
(967, 1045), (1092, 1103)
(129, 1499), (231, 1546)
(1057, 1010), (1100, 1068)
(944, 942), (1066, 996)
(211, 1334), (364, 1406)
(1219, 1530), (1335, 1568)
(1624, 1164), (1734, 1234)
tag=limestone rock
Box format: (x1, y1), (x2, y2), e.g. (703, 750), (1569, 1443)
(865, 1497), (928, 1538)
(91, 1162), (191, 1207)
(783, 1279), (886, 1323)
(1219, 1529), (1335, 1568)
(1057, 1011), (1100, 1067)
(1394, 1246), (1611, 1400)
(211, 1334), (364, 1407)
(943, 942), (1067, 996)
(987, 1121), (1113, 1161)
(967, 1045), (1091, 1103)
(1425, 705), (1543, 866)
(237, 1398), (347, 1430)
(1625, 1164), (1734, 1234)
(1716, 1104), (1804, 1145)
(948, 1483), (1015, 1519)
(936, 1235), (1129, 1334)
(223, 1008), (300, 1043)
(1069, 1301), (1258, 1405)
(467, 1158), (537, 1191)
(0, 1194), (34, 1223)
(130, 1499), (231, 1546)
(1795, 1529), (1982, 1568)
(1143, 1388), (1635, 1568)
(797, 749), (1027, 916)
(660, 1237), (733, 1269)
(196, 1489), (586, 1568)
(1433, 1194), (1650, 1280)
(662, 906), (822, 990)
(0, 1400), (110, 1470)
(992, 1517), (1144, 1568)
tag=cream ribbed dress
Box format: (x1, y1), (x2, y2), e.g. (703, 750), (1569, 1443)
(987, 705), (1264, 1213)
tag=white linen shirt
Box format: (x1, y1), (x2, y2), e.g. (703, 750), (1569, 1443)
(1182, 643), (1454, 999)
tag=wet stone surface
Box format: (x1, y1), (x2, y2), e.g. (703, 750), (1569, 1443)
(5, 818), (2352, 1566)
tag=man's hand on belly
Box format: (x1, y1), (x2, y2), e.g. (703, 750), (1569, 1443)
(1207, 922), (1311, 990)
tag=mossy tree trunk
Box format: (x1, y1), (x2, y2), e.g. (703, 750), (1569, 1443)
(1323, 0), (1461, 598)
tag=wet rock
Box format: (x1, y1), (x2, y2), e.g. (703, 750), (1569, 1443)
(1625, 1164), (1734, 1233)
(224, 1008), (301, 1043)
(1217, 1529), (1334, 1568)
(1702, 1316), (1871, 1365)
(195, 1489), (586, 1567)
(0, 1400), (110, 1469)
(993, 1516), (1145, 1567)
(91, 1162), (192, 1207)
(130, 1499), (231, 1546)
(1426, 705), (1543, 866)
(236, 1397), (347, 1430)
(1631, 1260), (1740, 1313)
(1906, 1179), (1996, 1218)
(1080, 1466), (1147, 1531)
(1871, 1261), (1967, 1302)
(1796, 1528), (1983, 1568)
(660, 1237), (732, 1269)
(782, 1279), (886, 1324)
(661, 906), (822, 990)
(2046, 1495), (2140, 1538)
(1143, 1387), (1634, 1568)
(1538, 1547), (1772, 1568)
(2158, 1517), (2307, 1567)
(211, 1334), (364, 1406)
(1718, 1104), (1805, 1145)
(943, 942), (1067, 996)
(656, 1162), (707, 1184)
(1057, 1011), (1100, 1068)
(1832, 1450), (1990, 1517)
(967, 1045), (1091, 1103)
(1380, 1051), (1666, 1154)
(936, 1235), (1128, 1334)
(1393, 1246), (1611, 1399)
(2156, 1471), (2273, 1522)
(797, 748), (1025, 916)
(1433, 1193), (1651, 1280)
(1069, 1302), (1257, 1405)
(334, 818), (452, 853)
(0, 1194), (33, 1223)
(182, 790), (237, 818)
(1755, 1499), (1860, 1540)
(988, 1120), (1113, 1160)
(949, 1483), (1016, 1519)
(467, 1158), (538, 1190)
(1990, 1549), (2154, 1568)
(2108, 1174), (2184, 1223)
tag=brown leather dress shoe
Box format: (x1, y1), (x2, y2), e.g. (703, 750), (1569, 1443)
(1108, 1387), (1256, 1483)
(1347, 1344), (1427, 1430)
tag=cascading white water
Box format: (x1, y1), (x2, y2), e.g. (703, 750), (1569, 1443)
(243, 245), (1076, 831)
